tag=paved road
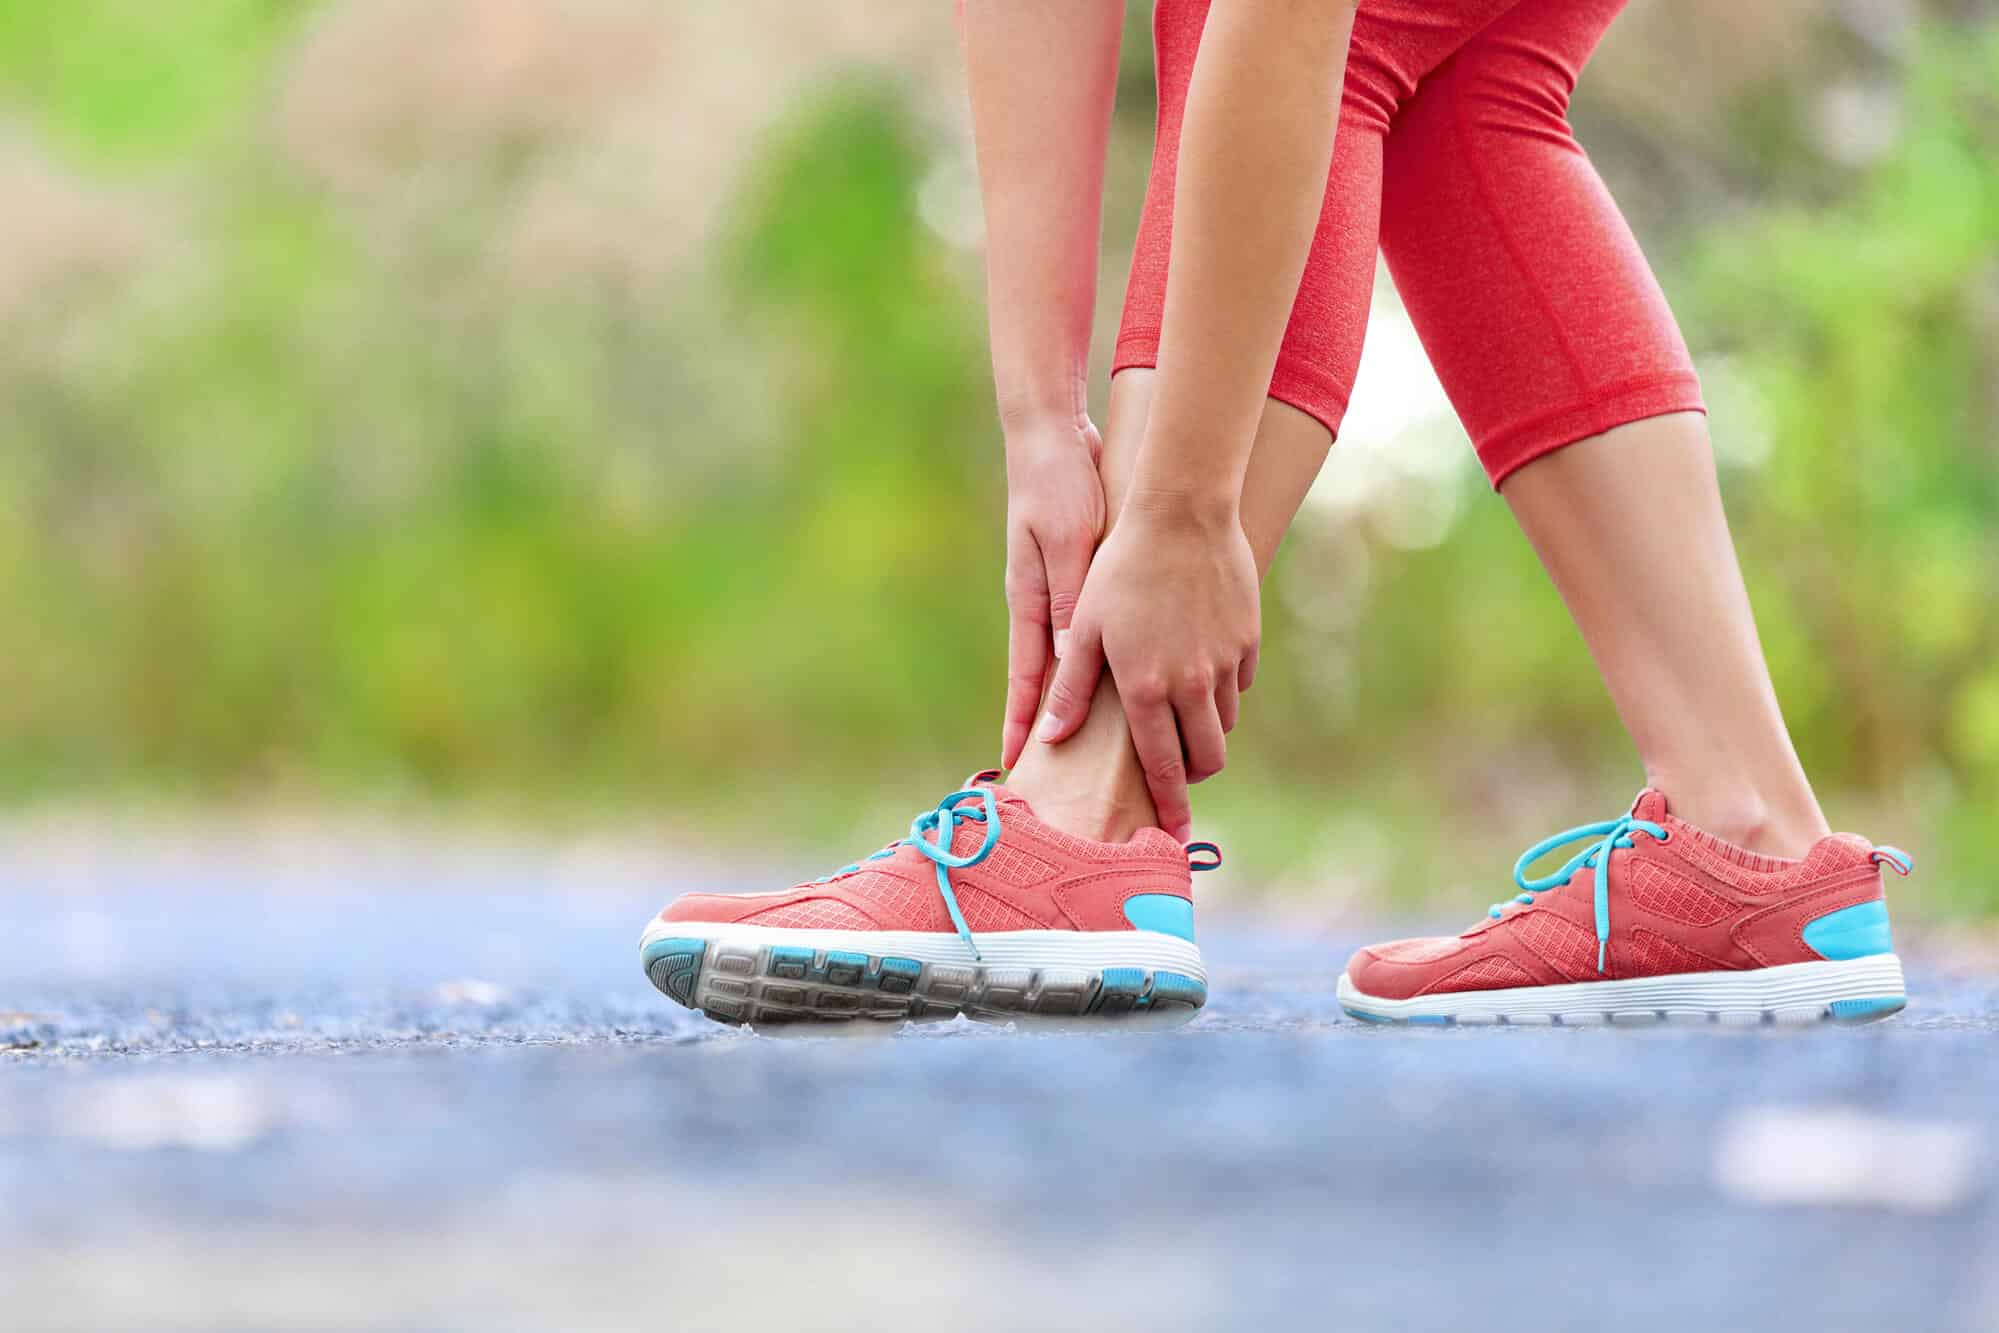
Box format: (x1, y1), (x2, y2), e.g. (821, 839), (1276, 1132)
(2, 851), (1994, 1332)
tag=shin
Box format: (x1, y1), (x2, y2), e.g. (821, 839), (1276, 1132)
(1502, 413), (1830, 856)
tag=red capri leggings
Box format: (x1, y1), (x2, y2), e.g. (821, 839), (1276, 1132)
(1114, 0), (1705, 487)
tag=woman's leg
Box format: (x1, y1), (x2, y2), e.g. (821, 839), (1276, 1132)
(1006, 371), (1330, 841)
(1008, 0), (1518, 840)
(1503, 418), (1828, 854)
(1379, 0), (1826, 854)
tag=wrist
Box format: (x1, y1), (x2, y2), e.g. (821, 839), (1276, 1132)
(996, 385), (1090, 440)
(1002, 415), (1095, 470)
(1126, 420), (1247, 525)
(1119, 484), (1240, 535)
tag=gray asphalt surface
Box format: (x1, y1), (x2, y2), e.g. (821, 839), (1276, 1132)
(3, 840), (1994, 1332)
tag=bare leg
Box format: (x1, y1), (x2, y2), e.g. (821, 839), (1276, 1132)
(1503, 412), (1830, 856)
(1006, 369), (1332, 841)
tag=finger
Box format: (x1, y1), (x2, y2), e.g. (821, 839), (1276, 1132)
(1040, 534), (1093, 662)
(1002, 608), (1049, 770)
(1237, 643), (1260, 694)
(1126, 687), (1193, 840)
(1036, 624), (1104, 746)
(1178, 689), (1228, 786)
(1001, 534), (1053, 768)
(1215, 671), (1240, 735)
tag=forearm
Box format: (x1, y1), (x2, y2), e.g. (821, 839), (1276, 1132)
(1129, 0), (1355, 513)
(962, 0), (1123, 431)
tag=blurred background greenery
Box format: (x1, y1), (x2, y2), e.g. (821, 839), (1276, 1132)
(1, 1), (1993, 918)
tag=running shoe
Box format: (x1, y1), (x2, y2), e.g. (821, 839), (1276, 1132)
(640, 772), (1213, 1026)
(1338, 789), (1911, 1026)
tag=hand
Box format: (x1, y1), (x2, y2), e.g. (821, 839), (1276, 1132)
(1001, 415), (1107, 770)
(1037, 490), (1258, 840)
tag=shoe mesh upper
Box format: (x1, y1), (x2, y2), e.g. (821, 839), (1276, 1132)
(1623, 926), (1732, 978)
(1513, 911), (1598, 981)
(976, 840), (1060, 889)
(743, 898), (876, 931)
(1030, 822), (1175, 864)
(959, 892), (1044, 932)
(1427, 955), (1535, 994)
(1370, 937), (1466, 964)
(1624, 860), (1733, 925)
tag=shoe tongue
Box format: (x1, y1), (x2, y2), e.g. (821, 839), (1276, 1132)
(1629, 788), (1670, 823)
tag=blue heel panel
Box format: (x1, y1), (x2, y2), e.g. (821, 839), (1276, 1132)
(1802, 900), (1894, 961)
(1122, 893), (1196, 942)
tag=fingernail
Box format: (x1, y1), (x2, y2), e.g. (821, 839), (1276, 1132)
(1053, 629), (1071, 659)
(1037, 712), (1061, 741)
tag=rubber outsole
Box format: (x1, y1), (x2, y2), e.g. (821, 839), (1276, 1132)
(642, 932), (1208, 1028)
(1336, 953), (1909, 1027)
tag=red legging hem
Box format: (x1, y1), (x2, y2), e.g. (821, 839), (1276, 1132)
(1476, 372), (1705, 488)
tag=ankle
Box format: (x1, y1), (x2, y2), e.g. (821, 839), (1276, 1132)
(1647, 771), (1829, 859)
(1023, 790), (1157, 844)
(1004, 708), (1161, 844)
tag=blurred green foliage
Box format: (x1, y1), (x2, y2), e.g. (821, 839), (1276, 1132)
(1685, 28), (1999, 909)
(0, 4), (1992, 914)
(0, 0), (305, 161)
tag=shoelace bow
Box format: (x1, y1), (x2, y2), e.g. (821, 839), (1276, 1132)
(1491, 813), (1669, 974)
(816, 788), (1223, 962)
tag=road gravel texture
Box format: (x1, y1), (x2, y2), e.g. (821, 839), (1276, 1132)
(2, 837), (1992, 1331)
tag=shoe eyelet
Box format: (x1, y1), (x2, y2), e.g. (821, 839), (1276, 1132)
(1656, 831), (1672, 844)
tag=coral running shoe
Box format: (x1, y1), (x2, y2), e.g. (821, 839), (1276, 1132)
(1339, 790), (1912, 1026)
(640, 773), (1213, 1026)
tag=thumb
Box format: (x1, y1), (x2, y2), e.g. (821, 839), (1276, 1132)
(1041, 534), (1092, 661)
(1036, 623), (1104, 746)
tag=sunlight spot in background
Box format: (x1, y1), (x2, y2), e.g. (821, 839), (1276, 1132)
(1814, 82), (1904, 166)
(1275, 273), (1474, 743)
(918, 155), (984, 251)
(1713, 1107), (1982, 1213)
(1334, 286), (1459, 449)
(1305, 270), (1476, 549)
(48, 1074), (348, 1153)
(1700, 355), (1776, 470)
(435, 979), (511, 1007)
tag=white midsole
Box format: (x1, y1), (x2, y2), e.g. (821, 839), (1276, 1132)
(1337, 953), (1906, 1019)
(640, 919), (1206, 981)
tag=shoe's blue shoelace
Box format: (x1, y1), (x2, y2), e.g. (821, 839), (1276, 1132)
(814, 787), (1002, 960)
(1491, 814), (1669, 974)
